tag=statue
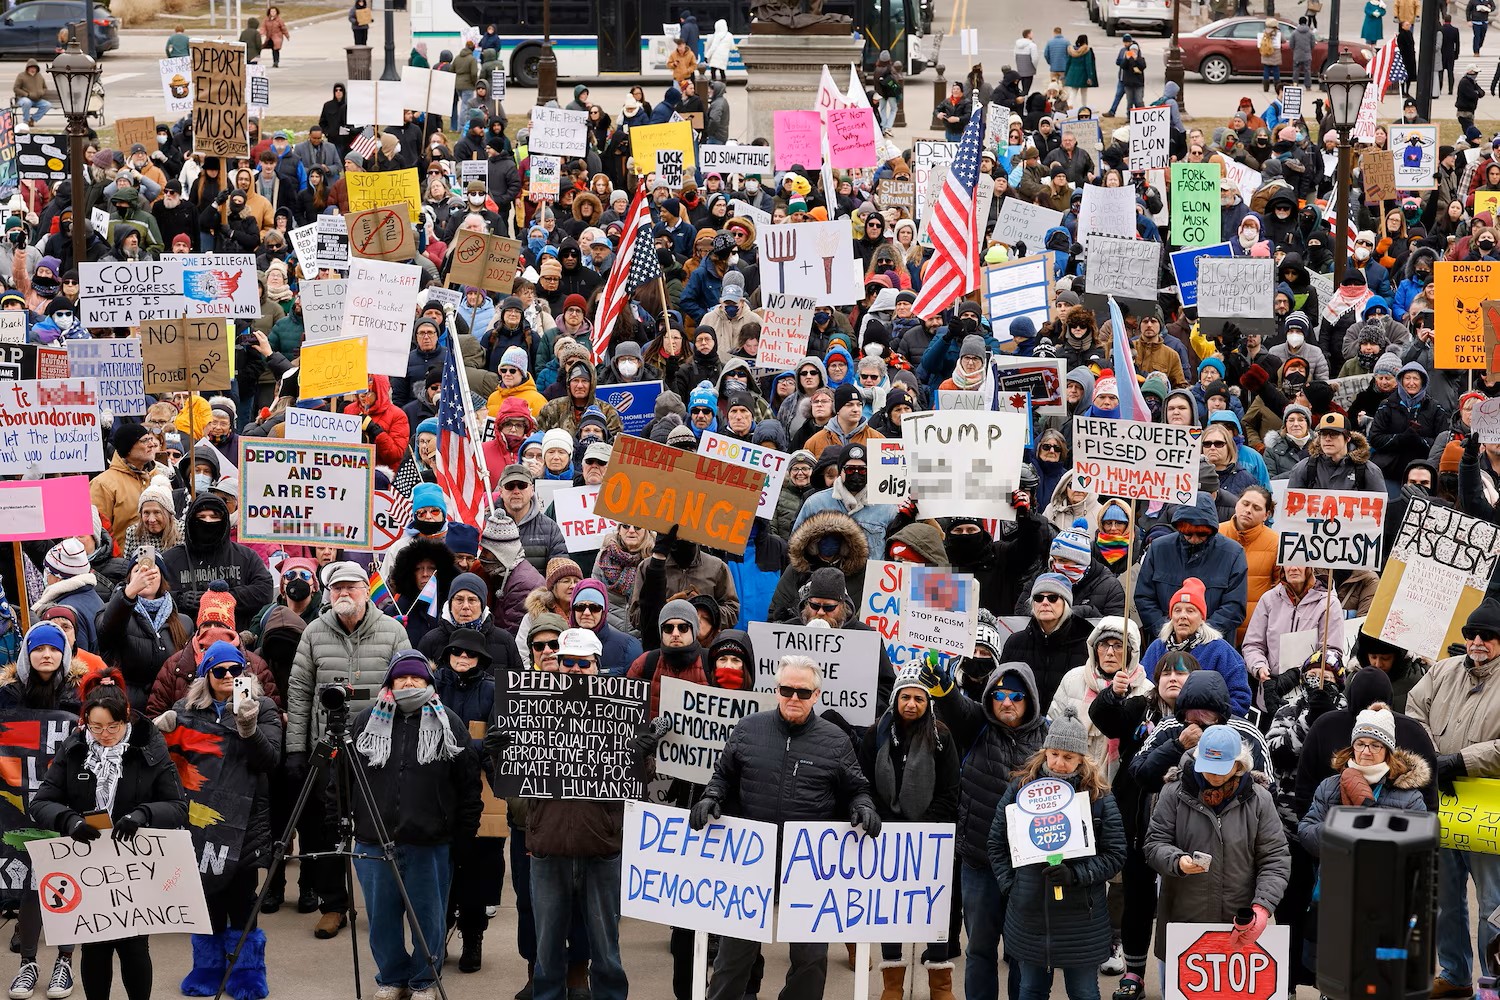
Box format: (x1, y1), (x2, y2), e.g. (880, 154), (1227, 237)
(750, 0), (852, 30)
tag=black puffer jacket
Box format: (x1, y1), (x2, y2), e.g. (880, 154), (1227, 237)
(703, 708), (875, 826)
(159, 494), (276, 630)
(417, 615), (524, 676)
(95, 587), (192, 712)
(935, 662), (1047, 866)
(1000, 613), (1094, 717)
(349, 700), (481, 846)
(31, 719), (188, 830)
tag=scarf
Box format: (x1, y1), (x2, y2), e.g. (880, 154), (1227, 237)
(1347, 759), (1389, 787)
(595, 537), (646, 597)
(1052, 557), (1087, 583)
(950, 362), (984, 390)
(831, 477), (868, 515)
(84, 731), (128, 814)
(134, 593), (175, 635)
(1164, 627), (1205, 653)
(355, 686), (461, 768)
(1097, 532), (1130, 566)
(1198, 773), (1241, 810)
(873, 715), (937, 821)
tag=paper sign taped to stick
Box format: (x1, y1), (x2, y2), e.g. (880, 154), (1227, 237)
(756, 293), (815, 370)
(238, 440), (375, 547)
(653, 678), (776, 785)
(1073, 417), (1199, 503)
(697, 431), (790, 519)
(166, 253), (259, 319)
(1276, 489), (1386, 571)
(492, 671), (648, 799)
(900, 566), (979, 657)
(0, 378), (103, 474)
(594, 435), (765, 554)
(190, 41), (247, 158)
(622, 801), (778, 941)
(1197, 257), (1274, 318)
(528, 106), (589, 158)
(346, 169), (422, 219)
(347, 203), (414, 262)
(903, 410), (1028, 519)
(298, 337), (368, 398)
(552, 485), (617, 553)
(283, 408), (363, 443)
(699, 145), (774, 174)
(747, 622), (882, 727)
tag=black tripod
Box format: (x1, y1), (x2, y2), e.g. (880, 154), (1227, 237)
(214, 687), (450, 1000)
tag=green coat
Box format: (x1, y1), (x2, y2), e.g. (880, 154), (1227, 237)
(452, 47), (480, 90)
(1063, 46), (1098, 88)
(269, 312), (304, 359)
(240, 19), (263, 63)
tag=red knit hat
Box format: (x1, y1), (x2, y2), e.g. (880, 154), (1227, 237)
(1169, 577), (1208, 617)
(197, 581), (237, 630)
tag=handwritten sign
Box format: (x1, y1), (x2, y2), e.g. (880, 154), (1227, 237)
(992, 200), (1062, 251)
(190, 41), (247, 158)
(299, 337), (368, 397)
(1129, 105), (1170, 172)
(300, 278), (347, 343)
(239, 439), (375, 547)
(594, 435), (765, 554)
(1362, 148), (1396, 204)
(755, 292), (814, 370)
(528, 106), (588, 158)
(342, 259), (421, 377)
(492, 671), (648, 799)
(447, 230), (521, 294)
(1435, 262), (1500, 368)
(346, 168), (421, 219)
(1170, 162), (1222, 248)
(529, 155), (559, 200)
(773, 110), (824, 170)
(747, 622), (882, 727)
(551, 484), (617, 552)
(1276, 489), (1386, 572)
(1392, 123), (1437, 191)
(699, 144), (774, 174)
(913, 139), (955, 221)
(347, 202), (414, 262)
(114, 116), (157, 155)
(1197, 256), (1273, 318)
(1074, 416), (1199, 503)
(697, 431), (790, 519)
(827, 107), (877, 168)
(64, 339), (146, 417)
(1084, 234), (1158, 297)
(1077, 183), (1137, 238)
(0, 378), (102, 474)
(283, 407), (363, 443)
(1170, 242), (1234, 309)
(903, 411), (1028, 519)
(655, 148), (685, 191)
(80, 260), (183, 327)
(630, 121), (695, 173)
(876, 176), (916, 217)
(653, 678), (776, 785)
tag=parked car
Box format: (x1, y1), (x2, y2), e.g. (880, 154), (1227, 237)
(1101, 0), (1172, 37)
(0, 0), (119, 58)
(1179, 16), (1369, 83)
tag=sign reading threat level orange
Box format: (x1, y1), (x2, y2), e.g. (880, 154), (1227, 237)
(594, 435), (765, 554)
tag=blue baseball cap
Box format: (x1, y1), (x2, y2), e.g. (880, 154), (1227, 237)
(1195, 725), (1242, 776)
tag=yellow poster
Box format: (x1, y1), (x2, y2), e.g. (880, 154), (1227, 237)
(300, 337), (368, 397)
(629, 121), (696, 174)
(1439, 778), (1500, 855)
(1479, 191), (1500, 217)
(347, 168), (422, 219)
(1433, 260), (1500, 369)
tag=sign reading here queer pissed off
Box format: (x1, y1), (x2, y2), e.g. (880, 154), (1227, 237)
(594, 435), (765, 555)
(1074, 416), (1198, 504)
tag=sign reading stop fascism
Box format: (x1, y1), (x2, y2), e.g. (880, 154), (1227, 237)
(1164, 923), (1290, 1000)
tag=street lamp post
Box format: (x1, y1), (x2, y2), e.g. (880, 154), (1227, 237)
(380, 0), (398, 81)
(1165, 0), (1186, 115)
(536, 0), (557, 105)
(48, 39), (99, 272)
(1325, 50), (1369, 287)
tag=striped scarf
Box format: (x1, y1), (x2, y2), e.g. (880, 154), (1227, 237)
(1097, 532), (1130, 567)
(355, 687), (460, 768)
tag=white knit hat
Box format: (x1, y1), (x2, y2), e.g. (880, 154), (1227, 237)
(137, 474), (175, 514)
(1351, 702), (1397, 754)
(542, 428), (573, 455)
(44, 537), (90, 578)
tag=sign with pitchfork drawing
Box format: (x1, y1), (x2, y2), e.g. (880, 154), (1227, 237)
(755, 220), (862, 306)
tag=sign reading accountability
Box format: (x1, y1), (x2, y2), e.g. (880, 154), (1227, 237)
(595, 435), (765, 555)
(622, 801), (778, 942)
(492, 671), (648, 799)
(238, 441), (376, 548)
(654, 677), (776, 784)
(747, 622), (881, 727)
(777, 823), (956, 942)
(1276, 489), (1386, 572)
(1073, 417), (1199, 503)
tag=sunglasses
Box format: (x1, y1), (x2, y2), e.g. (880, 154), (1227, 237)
(530, 639), (560, 652)
(662, 621), (694, 635)
(778, 685), (816, 700)
(499, 366), (522, 376)
(1464, 630), (1500, 643)
(806, 600), (841, 613)
(992, 690), (1027, 703)
(573, 603), (603, 614)
(209, 665), (245, 679)
(501, 482), (531, 491)
(1032, 593), (1064, 604)
(799, 369), (819, 377)
(583, 458), (608, 467)
(560, 656), (593, 669)
(1038, 443), (1062, 454)
(1202, 440), (1228, 449)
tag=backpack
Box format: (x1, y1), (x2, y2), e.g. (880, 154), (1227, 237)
(878, 73), (902, 97)
(1258, 31), (1276, 56)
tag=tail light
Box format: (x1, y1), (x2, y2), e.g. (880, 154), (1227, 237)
(93, 17), (111, 24)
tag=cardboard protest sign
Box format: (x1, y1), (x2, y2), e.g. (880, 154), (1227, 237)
(697, 431), (790, 519)
(1073, 416), (1199, 503)
(595, 436), (765, 554)
(1163, 923), (1290, 1000)
(160, 56), (192, 114)
(114, 117), (157, 156)
(629, 121), (695, 173)
(0, 709), (76, 903)
(0, 379), (102, 474)
(141, 318), (186, 394)
(653, 678), (776, 785)
(298, 337), (369, 397)
(492, 670), (648, 799)
(755, 293), (815, 370)
(772, 110), (823, 170)
(875, 176), (916, 217)
(1129, 105), (1170, 171)
(300, 278), (347, 344)
(1170, 242), (1234, 309)
(903, 410), (1028, 519)
(981, 257), (1051, 338)
(528, 106), (589, 158)
(80, 260), (183, 327)
(1362, 149), (1396, 203)
(1434, 262), (1500, 368)
(1196, 256), (1273, 318)
(900, 566), (979, 657)
(756, 220), (861, 306)
(28, 830), (211, 943)
(699, 144), (774, 175)
(371, 489), (411, 553)
(64, 339), (145, 417)
(0, 478), (92, 541)
(595, 381), (663, 437)
(552, 485), (617, 553)
(1084, 235), (1159, 297)
(989, 355), (1065, 416)
(777, 823), (956, 942)
(283, 407), (363, 443)
(622, 801), (778, 942)
(1005, 775), (1098, 866)
(1276, 489), (1385, 571)
(1392, 123), (1437, 190)
(347, 202), (415, 262)
(826, 107), (877, 168)
(1170, 162), (1222, 248)
(747, 622), (882, 726)
(346, 169), (422, 219)
(190, 41), (247, 158)
(991, 200), (1062, 251)
(238, 440), (375, 547)
(341, 259), (422, 377)
(1437, 778), (1500, 854)
(447, 230), (522, 294)
(1365, 496), (1500, 660)
(871, 440), (906, 505)
(1077, 184), (1137, 238)
(169, 253), (259, 319)
(912, 140), (955, 221)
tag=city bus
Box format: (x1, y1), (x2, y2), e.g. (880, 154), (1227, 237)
(407, 0), (929, 86)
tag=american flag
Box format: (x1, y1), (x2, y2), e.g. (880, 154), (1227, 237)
(592, 185), (653, 363)
(913, 93), (983, 319)
(350, 126), (379, 162)
(1107, 296), (1154, 422)
(624, 224), (662, 293)
(393, 448), (422, 498)
(435, 336), (485, 526)
(1368, 38), (1405, 97)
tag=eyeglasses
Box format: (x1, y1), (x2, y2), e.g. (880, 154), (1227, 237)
(573, 603), (603, 614)
(501, 482), (531, 491)
(62, 279), (77, 286)
(662, 622), (694, 635)
(86, 722), (126, 735)
(560, 656), (594, 670)
(806, 600), (842, 613)
(799, 370), (819, 378)
(449, 650), (480, 660)
(499, 366), (522, 376)
(691, 407), (714, 416)
(1355, 240), (1374, 247)
(778, 685), (816, 700)
(859, 373), (881, 382)
(583, 458), (608, 467)
(1038, 443), (1062, 455)
(1097, 640), (1125, 652)
(530, 639), (560, 652)
(1202, 440), (1228, 449)
(1032, 593), (1064, 603)
(209, 664), (245, 679)
(1178, 527), (1213, 540)
(992, 690), (1026, 703)
(1464, 629), (1500, 643)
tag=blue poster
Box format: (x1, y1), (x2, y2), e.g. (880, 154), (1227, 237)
(596, 379), (663, 437)
(1170, 241), (1233, 310)
(0, 111), (17, 198)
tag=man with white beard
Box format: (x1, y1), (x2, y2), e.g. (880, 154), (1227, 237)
(286, 561), (413, 940)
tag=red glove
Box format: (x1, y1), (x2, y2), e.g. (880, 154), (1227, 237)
(1229, 904), (1271, 946)
(1009, 490), (1030, 515)
(899, 496), (919, 519)
(1339, 768), (1375, 806)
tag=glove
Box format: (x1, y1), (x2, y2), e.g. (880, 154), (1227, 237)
(153, 709), (177, 733)
(898, 496), (919, 520)
(112, 809), (145, 843)
(917, 649), (952, 696)
(67, 815), (100, 843)
(1008, 490), (1030, 515)
(1339, 767), (1375, 806)
(651, 524), (679, 560)
(235, 695), (258, 737)
(366, 422), (385, 439)
(625, 716), (673, 758)
(1045, 863), (1077, 886)
(689, 797), (721, 830)
(1466, 430), (1481, 457)
(483, 729), (513, 767)
(1438, 753), (1467, 795)
(1229, 904), (1272, 946)
(851, 802), (882, 838)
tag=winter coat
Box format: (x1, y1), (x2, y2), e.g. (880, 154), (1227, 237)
(1242, 581), (1343, 696)
(857, 711), (960, 823)
(1286, 432), (1382, 490)
(90, 455), (164, 548)
(1140, 624), (1253, 717)
(31, 575), (103, 654)
(96, 587), (193, 711)
(512, 497), (569, 574)
(31, 719), (188, 833)
(1133, 494), (1249, 640)
(704, 19), (734, 71)
(350, 698), (481, 846)
(792, 485), (895, 560)
(1089, 684), (1171, 846)
(767, 510), (869, 626)
(1298, 748), (1429, 856)
(1407, 652), (1500, 775)
(159, 494), (275, 631)
(1217, 518), (1279, 645)
(1000, 613), (1094, 715)
(627, 548), (739, 632)
(1369, 390), (1447, 480)
(1144, 756), (1291, 959)
(727, 528), (788, 631)
(1049, 657), (1155, 777)
(1263, 429), (1313, 478)
(417, 616), (524, 677)
(146, 641), (280, 717)
(342, 373), (410, 469)
(285, 601), (413, 755)
(1128, 671), (1273, 798)
(989, 777), (1126, 968)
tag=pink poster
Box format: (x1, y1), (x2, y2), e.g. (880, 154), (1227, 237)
(773, 111), (823, 171)
(827, 107), (877, 169)
(0, 476), (94, 541)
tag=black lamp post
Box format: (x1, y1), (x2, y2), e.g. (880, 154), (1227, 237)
(1165, 0), (1186, 114)
(48, 39), (99, 271)
(536, 0), (557, 105)
(380, 0), (398, 80)
(1324, 50), (1369, 287)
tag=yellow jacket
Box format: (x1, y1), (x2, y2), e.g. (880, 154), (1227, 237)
(486, 377), (547, 418)
(174, 394), (213, 439)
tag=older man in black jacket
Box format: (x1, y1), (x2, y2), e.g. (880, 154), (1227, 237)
(693, 654), (879, 1000)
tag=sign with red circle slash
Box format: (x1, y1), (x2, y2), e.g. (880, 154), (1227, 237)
(39, 872), (82, 914)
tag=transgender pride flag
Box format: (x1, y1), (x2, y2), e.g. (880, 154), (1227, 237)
(1107, 296), (1153, 421)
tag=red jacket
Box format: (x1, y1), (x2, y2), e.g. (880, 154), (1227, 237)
(343, 374), (411, 468)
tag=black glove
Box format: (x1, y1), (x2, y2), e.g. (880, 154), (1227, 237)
(626, 716), (673, 758)
(851, 802), (882, 838)
(1466, 431), (1481, 457)
(112, 809), (145, 842)
(483, 728), (513, 766)
(284, 751), (309, 782)
(67, 815), (100, 843)
(1009, 490), (1031, 515)
(366, 422), (384, 439)
(1438, 753), (1467, 795)
(1045, 863), (1077, 886)
(689, 797), (721, 830)
(651, 524), (678, 560)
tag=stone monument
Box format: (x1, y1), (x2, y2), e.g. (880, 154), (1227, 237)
(737, 0), (863, 146)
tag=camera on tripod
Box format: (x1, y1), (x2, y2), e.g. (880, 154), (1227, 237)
(317, 682), (372, 734)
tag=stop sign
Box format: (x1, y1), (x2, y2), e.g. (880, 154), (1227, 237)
(1174, 930), (1279, 1000)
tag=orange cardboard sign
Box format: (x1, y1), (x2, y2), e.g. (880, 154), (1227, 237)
(593, 435), (766, 554)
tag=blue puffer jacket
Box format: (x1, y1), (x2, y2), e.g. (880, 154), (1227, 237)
(433, 663), (495, 755)
(1140, 625), (1253, 717)
(917, 322), (1003, 392)
(1132, 493), (1248, 640)
(728, 529), (781, 630)
(679, 261), (723, 321)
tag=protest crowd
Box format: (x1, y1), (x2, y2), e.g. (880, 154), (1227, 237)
(7, 3), (1500, 1000)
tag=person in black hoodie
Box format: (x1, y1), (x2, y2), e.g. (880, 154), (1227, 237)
(1278, 251), (1320, 317)
(486, 145), (522, 237)
(555, 238), (602, 300)
(151, 180), (197, 252)
(160, 494), (275, 630)
(1262, 188), (1303, 250)
(319, 83), (351, 155)
(675, 326), (723, 398)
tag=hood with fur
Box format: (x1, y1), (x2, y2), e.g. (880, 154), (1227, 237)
(787, 510), (869, 575)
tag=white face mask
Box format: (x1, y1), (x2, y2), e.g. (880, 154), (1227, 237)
(1354, 246), (1371, 261)
(1239, 228), (1257, 248)
(745, 179), (759, 193)
(618, 359), (640, 377)
(469, 194), (485, 205)
(1287, 332), (1305, 350)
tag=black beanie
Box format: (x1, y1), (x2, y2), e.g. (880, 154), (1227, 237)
(112, 421), (153, 456)
(802, 566), (849, 605)
(834, 384), (861, 411)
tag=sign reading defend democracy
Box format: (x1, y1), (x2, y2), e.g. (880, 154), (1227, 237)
(492, 671), (648, 800)
(594, 435), (765, 555)
(1073, 416), (1199, 503)
(1276, 490), (1386, 572)
(747, 622), (881, 727)
(238, 441), (376, 547)
(653, 677), (776, 784)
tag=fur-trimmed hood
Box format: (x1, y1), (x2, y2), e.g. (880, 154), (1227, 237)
(32, 572), (97, 613)
(1330, 745), (1431, 790)
(787, 510), (870, 574)
(388, 536), (458, 603)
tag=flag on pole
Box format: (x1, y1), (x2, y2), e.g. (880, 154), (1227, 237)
(368, 568), (392, 608)
(913, 95), (984, 319)
(623, 223), (662, 293)
(591, 185), (653, 363)
(845, 64), (871, 109)
(1106, 296), (1154, 422)
(350, 126), (379, 163)
(1352, 39), (1400, 142)
(393, 447), (422, 498)
(435, 335), (486, 526)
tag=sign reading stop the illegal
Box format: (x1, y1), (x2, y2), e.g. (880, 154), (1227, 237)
(1164, 923), (1290, 1000)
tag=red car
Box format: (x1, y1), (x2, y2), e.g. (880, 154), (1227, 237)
(1179, 17), (1370, 84)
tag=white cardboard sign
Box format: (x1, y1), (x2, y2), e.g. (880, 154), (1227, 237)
(746, 622), (882, 727)
(654, 677), (776, 785)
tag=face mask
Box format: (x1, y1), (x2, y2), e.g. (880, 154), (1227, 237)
(394, 686), (430, 714)
(814, 311), (830, 325)
(724, 302), (739, 317)
(53, 311), (73, 330)
(284, 578), (312, 603)
(469, 194), (485, 205)
(1287, 332), (1305, 350)
(842, 470), (868, 493)
(1239, 229), (1257, 248)
(193, 513), (229, 546)
(528, 236), (545, 254)
(415, 518), (445, 535)
(1483, 240), (1497, 253)
(618, 359), (640, 377)
(671, 539), (700, 565)
(724, 377), (746, 392)
(208, 431), (231, 445)
(745, 179), (760, 193)
(194, 473), (213, 492)
(1358, 352), (1378, 371)
(713, 663), (746, 689)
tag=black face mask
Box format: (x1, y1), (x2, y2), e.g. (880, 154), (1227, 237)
(1357, 352), (1379, 371)
(953, 316), (978, 335)
(842, 470), (868, 493)
(284, 578), (312, 603)
(414, 518), (446, 535)
(33, 277), (59, 297)
(945, 531), (990, 566)
(192, 515), (229, 548)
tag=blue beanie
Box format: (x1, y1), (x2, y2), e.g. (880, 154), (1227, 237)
(196, 639), (246, 677)
(688, 381), (718, 412)
(24, 623), (65, 658)
(411, 482), (448, 516)
(1050, 517), (1093, 567)
(417, 417), (440, 438)
(1197, 357), (1225, 378)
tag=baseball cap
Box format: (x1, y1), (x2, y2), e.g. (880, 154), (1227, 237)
(1195, 725), (1242, 776)
(325, 561), (368, 587)
(499, 463), (534, 487)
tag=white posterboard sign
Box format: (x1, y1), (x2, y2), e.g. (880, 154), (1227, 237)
(344, 80), (406, 127)
(622, 801), (778, 942)
(756, 220), (861, 306)
(1163, 923), (1291, 1000)
(700, 145), (774, 174)
(399, 65), (457, 117)
(1196, 256), (1274, 319)
(0, 378), (104, 475)
(992, 200), (1063, 252)
(871, 439), (906, 505)
(1073, 416), (1199, 504)
(746, 622), (882, 727)
(1474, 395), (1500, 443)
(342, 259), (422, 377)
(314, 215), (350, 272)
(528, 106), (589, 158)
(697, 431), (790, 519)
(283, 407), (364, 443)
(301, 278), (348, 344)
(1129, 105), (1171, 172)
(655, 148), (686, 191)
(777, 822), (956, 942)
(1281, 85), (1303, 120)
(903, 410), (1028, 520)
(0, 312), (26, 345)
(756, 293), (815, 370)
(160, 56), (192, 114)
(654, 677), (777, 785)
(80, 260), (184, 327)
(981, 256), (1051, 337)
(1276, 489), (1386, 572)
(900, 566), (979, 657)
(1077, 183), (1138, 238)
(1085, 234), (1159, 298)
(913, 139), (956, 221)
(730, 199), (772, 229)
(1391, 123), (1438, 191)
(64, 339), (147, 417)
(238, 440), (376, 548)
(552, 484), (617, 553)
(28, 829), (212, 944)
(166, 253), (260, 319)
(1378, 496), (1500, 659)
(1005, 775), (1098, 866)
